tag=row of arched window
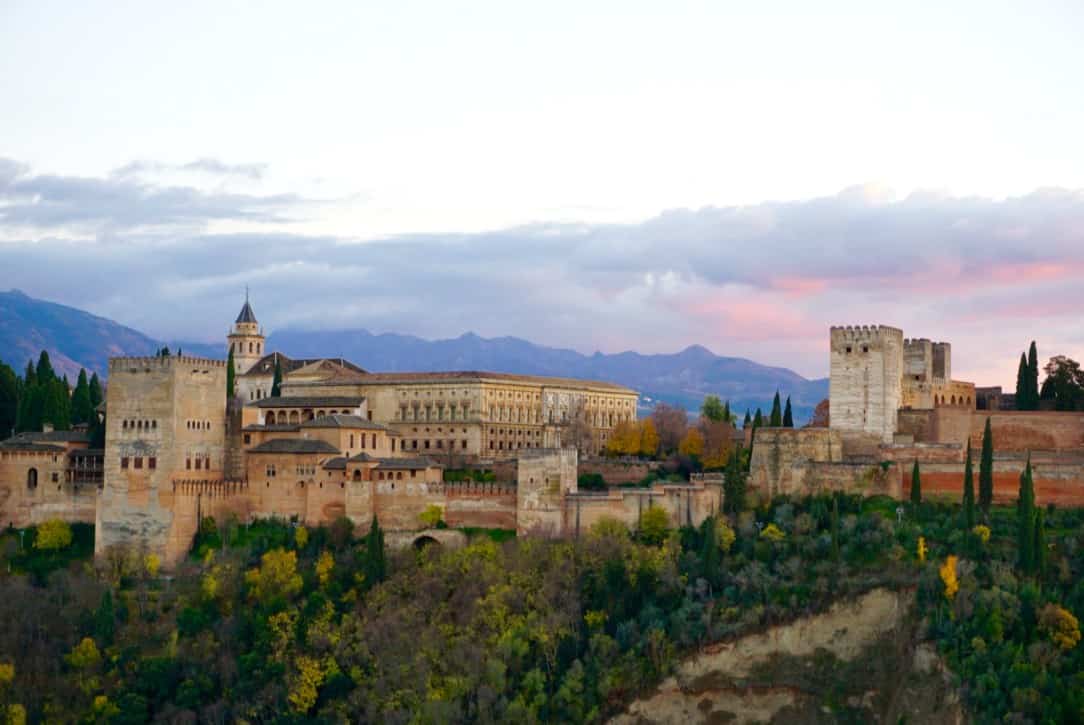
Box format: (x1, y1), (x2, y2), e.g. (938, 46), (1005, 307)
(122, 419), (156, 431)
(231, 341), (263, 355)
(264, 409), (350, 424)
(186, 420), (212, 431)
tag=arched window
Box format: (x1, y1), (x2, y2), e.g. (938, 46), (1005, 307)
(289, 411), (299, 424)
(249, 342), (254, 354)
(27, 468), (37, 490)
(353, 470), (362, 482)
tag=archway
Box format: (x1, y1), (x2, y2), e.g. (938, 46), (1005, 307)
(26, 468), (37, 490)
(413, 535), (441, 551)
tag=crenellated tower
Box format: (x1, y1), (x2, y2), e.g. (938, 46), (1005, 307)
(227, 291), (265, 376)
(829, 325), (904, 444)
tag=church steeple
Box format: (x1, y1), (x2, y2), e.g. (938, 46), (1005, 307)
(227, 289), (265, 375)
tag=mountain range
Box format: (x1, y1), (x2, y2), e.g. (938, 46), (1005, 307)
(0, 290), (828, 421)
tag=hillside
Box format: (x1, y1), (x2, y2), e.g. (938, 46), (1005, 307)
(0, 290), (828, 419)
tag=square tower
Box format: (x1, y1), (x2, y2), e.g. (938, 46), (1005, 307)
(97, 355), (227, 563)
(829, 325), (904, 443)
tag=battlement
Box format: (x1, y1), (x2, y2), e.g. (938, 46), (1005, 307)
(109, 355), (227, 371)
(171, 478), (249, 497)
(830, 325), (904, 343)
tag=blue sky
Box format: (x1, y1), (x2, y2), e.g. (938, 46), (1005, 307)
(2, 1), (1083, 383)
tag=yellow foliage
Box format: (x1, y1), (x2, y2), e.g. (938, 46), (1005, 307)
(34, 519), (72, 551)
(6, 704), (26, 725)
(917, 536), (927, 563)
(65, 637), (101, 670)
(588, 517), (628, 540)
(268, 610), (299, 662)
(288, 655), (324, 714)
(584, 610), (607, 630)
(143, 553), (160, 578)
(940, 555), (959, 601)
(0, 663), (12, 686)
(639, 506), (671, 545)
(639, 418), (659, 457)
(606, 421), (642, 456)
(92, 695), (119, 717)
(1039, 604), (1081, 651)
(678, 428), (704, 458)
(294, 525), (309, 549)
(972, 525), (991, 544)
(316, 550), (335, 587)
(759, 523), (786, 542)
(245, 548), (303, 602)
(714, 519), (736, 553)
(418, 504), (444, 529)
(201, 572), (219, 601)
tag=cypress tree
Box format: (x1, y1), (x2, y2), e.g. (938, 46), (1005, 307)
(962, 441), (975, 530)
(769, 392), (782, 427)
(753, 409), (763, 429)
(35, 350), (55, 385)
(979, 417), (994, 514)
(910, 460), (922, 506)
(1017, 454), (1035, 574)
(830, 493), (840, 561)
(1027, 341), (1039, 410)
(743, 410), (751, 429)
(782, 396), (794, 428)
(0, 361), (18, 439)
(723, 448), (747, 514)
(88, 372), (103, 409)
(1033, 509), (1046, 580)
(699, 516), (721, 585)
(1015, 353), (1028, 410)
(723, 400), (731, 424)
(71, 369), (93, 425)
(271, 356), (283, 398)
(226, 348), (236, 399)
(364, 516), (387, 586)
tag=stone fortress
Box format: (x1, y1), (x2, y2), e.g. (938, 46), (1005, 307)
(0, 299), (723, 566)
(750, 324), (1084, 505)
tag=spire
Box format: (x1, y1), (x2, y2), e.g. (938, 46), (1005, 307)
(235, 290), (258, 324)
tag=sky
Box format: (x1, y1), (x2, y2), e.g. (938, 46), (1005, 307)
(1, 0), (1083, 384)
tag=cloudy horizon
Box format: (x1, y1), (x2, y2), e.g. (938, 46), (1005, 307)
(2, 1), (1083, 387)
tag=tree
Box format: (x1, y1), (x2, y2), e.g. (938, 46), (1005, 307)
(782, 396), (793, 427)
(638, 418), (659, 457)
(271, 356), (283, 397)
(88, 372), (103, 409)
(0, 361), (18, 439)
(1040, 356), (1084, 411)
(563, 399), (595, 455)
(35, 350), (55, 384)
(678, 428), (704, 458)
(722, 400), (731, 424)
(830, 494), (840, 561)
(700, 395), (726, 423)
(605, 421), (641, 456)
(808, 399), (829, 428)
(650, 402), (688, 454)
(962, 441), (975, 530)
(742, 410), (751, 429)
(910, 461), (922, 506)
(979, 417), (994, 514)
(226, 347), (236, 399)
(769, 392), (782, 427)
(244, 548), (303, 603)
(34, 519), (73, 551)
(722, 447), (747, 513)
(1039, 604), (1081, 651)
(1033, 509), (1046, 579)
(363, 516), (386, 586)
(753, 409), (763, 429)
(419, 504), (444, 528)
(699, 420), (734, 468)
(71, 369), (93, 426)
(1015, 352), (1028, 410)
(1027, 341), (1040, 409)
(1017, 454), (1036, 574)
(638, 506), (670, 545)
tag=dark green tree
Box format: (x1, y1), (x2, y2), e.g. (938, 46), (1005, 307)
(743, 410), (751, 429)
(700, 395), (726, 422)
(0, 360), (18, 439)
(71, 369), (93, 426)
(962, 441), (975, 530)
(16, 359), (38, 432)
(722, 448), (747, 514)
(782, 396), (793, 428)
(830, 493), (840, 561)
(1033, 508), (1046, 580)
(910, 460), (922, 506)
(41, 375), (71, 430)
(769, 392), (782, 427)
(364, 516), (387, 586)
(226, 348), (236, 399)
(698, 516), (721, 586)
(979, 417), (994, 514)
(753, 409), (763, 429)
(1017, 454), (1035, 574)
(1015, 352), (1028, 410)
(722, 400), (731, 424)
(35, 350), (55, 385)
(88, 372), (104, 409)
(94, 589), (116, 645)
(1026, 341), (1039, 409)
(271, 356), (283, 398)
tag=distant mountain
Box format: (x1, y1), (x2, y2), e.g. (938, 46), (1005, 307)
(0, 290), (828, 422)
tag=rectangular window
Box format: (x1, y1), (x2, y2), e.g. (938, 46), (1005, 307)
(244, 434), (251, 444)
(370, 434), (376, 448)
(436, 439), (443, 449)
(411, 469), (417, 478)
(350, 434), (355, 448)
(424, 440), (430, 449)
(121, 457), (129, 469)
(148, 457), (156, 470)
(462, 440), (467, 449)
(51, 472), (59, 483)
(134, 457), (143, 469)
(186, 458), (191, 470)
(195, 458), (202, 470)
(412, 440), (417, 450)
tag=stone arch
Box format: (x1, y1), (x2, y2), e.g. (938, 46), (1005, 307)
(352, 469), (362, 482)
(27, 468), (37, 490)
(951, 395), (957, 406)
(413, 535), (441, 551)
(289, 410), (300, 424)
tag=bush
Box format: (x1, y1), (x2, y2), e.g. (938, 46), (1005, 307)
(578, 473), (606, 491)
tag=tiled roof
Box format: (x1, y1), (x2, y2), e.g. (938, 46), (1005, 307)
(299, 414), (388, 431)
(242, 424), (302, 432)
(0, 441), (66, 452)
(345, 452), (439, 469)
(247, 438), (340, 455)
(236, 300), (258, 324)
(251, 396), (365, 409)
(323, 457), (347, 470)
(5, 430), (89, 443)
(240, 352), (366, 378)
(292, 370), (637, 393)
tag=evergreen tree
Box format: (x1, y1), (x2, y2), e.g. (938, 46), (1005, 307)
(722, 400), (731, 424)
(364, 516), (387, 586)
(743, 410), (751, 429)
(1033, 508), (1046, 580)
(226, 348), (236, 399)
(979, 417), (994, 514)
(1027, 341), (1039, 410)
(1017, 454), (1035, 574)
(753, 409), (763, 429)
(93, 589), (116, 645)
(271, 356), (283, 397)
(769, 392), (782, 427)
(698, 516), (720, 586)
(35, 350), (55, 385)
(0, 361), (18, 439)
(88, 372), (104, 409)
(1015, 352), (1028, 410)
(782, 396), (794, 428)
(722, 448), (747, 514)
(16, 360), (38, 432)
(962, 441), (975, 530)
(910, 460), (922, 506)
(41, 375), (71, 430)
(830, 493), (840, 561)
(71, 369), (93, 426)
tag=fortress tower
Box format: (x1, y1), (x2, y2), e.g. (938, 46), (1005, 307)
(829, 325), (903, 444)
(96, 355), (228, 563)
(227, 292), (265, 376)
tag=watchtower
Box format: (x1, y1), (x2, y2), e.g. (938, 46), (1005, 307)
(829, 325), (903, 443)
(227, 291), (265, 376)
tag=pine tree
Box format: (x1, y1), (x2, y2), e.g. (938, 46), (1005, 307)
(1033, 508), (1046, 580)
(0, 361), (18, 439)
(769, 392), (782, 427)
(35, 350), (55, 385)
(88, 372), (103, 409)
(364, 516), (386, 586)
(71, 369), (93, 426)
(1027, 341), (1039, 410)
(1015, 352), (1028, 410)
(271, 356), (283, 398)
(782, 396), (794, 428)
(1017, 454), (1035, 574)
(979, 417), (994, 514)
(910, 460), (922, 506)
(962, 441), (975, 530)
(226, 348), (237, 399)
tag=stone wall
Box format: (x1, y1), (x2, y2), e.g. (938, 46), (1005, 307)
(568, 482), (722, 535)
(829, 325), (903, 443)
(578, 456), (662, 485)
(443, 482), (517, 529)
(902, 454), (1084, 507)
(969, 411), (1084, 452)
(748, 428), (843, 496)
(516, 448), (577, 537)
(0, 448), (97, 528)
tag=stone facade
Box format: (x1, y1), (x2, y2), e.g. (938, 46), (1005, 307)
(829, 326), (903, 444)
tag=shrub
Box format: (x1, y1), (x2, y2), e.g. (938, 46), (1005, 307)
(639, 507), (671, 545)
(34, 519), (73, 551)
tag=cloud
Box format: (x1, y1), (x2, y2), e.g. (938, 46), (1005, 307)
(1, 158), (1083, 384)
(112, 158), (267, 180)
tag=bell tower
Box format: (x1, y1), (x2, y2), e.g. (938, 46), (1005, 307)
(227, 289), (265, 375)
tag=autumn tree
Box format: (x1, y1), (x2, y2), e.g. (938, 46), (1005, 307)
(638, 506), (670, 545)
(563, 398), (595, 455)
(34, 519), (73, 551)
(605, 421), (641, 456)
(245, 548), (303, 603)
(650, 402), (688, 454)
(678, 428), (704, 458)
(638, 418), (659, 457)
(807, 398), (829, 428)
(699, 420), (734, 469)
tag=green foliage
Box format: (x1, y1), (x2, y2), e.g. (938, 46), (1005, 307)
(962, 441), (975, 530)
(782, 396), (793, 428)
(71, 369), (93, 426)
(271, 357), (283, 398)
(910, 460), (922, 507)
(577, 472), (606, 491)
(34, 519), (72, 551)
(699, 395), (727, 422)
(769, 391), (782, 427)
(443, 468), (497, 483)
(226, 347), (236, 398)
(0, 360), (18, 439)
(722, 447), (747, 514)
(638, 506), (670, 545)
(1017, 455), (1036, 574)
(363, 516), (386, 586)
(979, 417), (994, 514)
(418, 504), (444, 528)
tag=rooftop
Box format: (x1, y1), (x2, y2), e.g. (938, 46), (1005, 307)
(299, 414), (389, 431)
(251, 396), (365, 409)
(235, 298), (258, 324)
(292, 370), (637, 393)
(247, 438), (340, 455)
(239, 352), (366, 378)
(346, 452), (440, 469)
